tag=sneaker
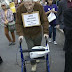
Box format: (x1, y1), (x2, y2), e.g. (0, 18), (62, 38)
(12, 42), (16, 45)
(54, 41), (57, 45)
(48, 38), (52, 43)
(36, 60), (40, 63)
(9, 42), (12, 46)
(31, 64), (37, 72)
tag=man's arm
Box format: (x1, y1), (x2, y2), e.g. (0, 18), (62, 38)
(15, 7), (24, 36)
(56, 1), (62, 25)
(40, 5), (49, 35)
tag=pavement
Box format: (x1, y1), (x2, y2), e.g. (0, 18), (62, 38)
(0, 26), (65, 72)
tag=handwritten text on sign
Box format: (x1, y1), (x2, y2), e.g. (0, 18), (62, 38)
(22, 12), (41, 27)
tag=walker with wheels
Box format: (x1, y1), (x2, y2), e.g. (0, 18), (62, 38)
(19, 37), (50, 72)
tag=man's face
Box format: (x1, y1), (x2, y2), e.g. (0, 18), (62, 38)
(42, 0), (45, 3)
(1, 4), (6, 10)
(24, 1), (34, 13)
(48, 0), (53, 5)
(68, 0), (71, 2)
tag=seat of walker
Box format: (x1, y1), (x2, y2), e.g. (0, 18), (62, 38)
(24, 55), (45, 61)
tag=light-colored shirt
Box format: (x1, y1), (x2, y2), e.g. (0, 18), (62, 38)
(1, 9), (14, 24)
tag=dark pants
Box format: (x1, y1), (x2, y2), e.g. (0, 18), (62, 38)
(24, 33), (42, 65)
(49, 25), (56, 41)
(64, 52), (72, 72)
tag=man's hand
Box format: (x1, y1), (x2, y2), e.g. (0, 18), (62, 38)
(51, 9), (57, 13)
(44, 34), (49, 39)
(4, 21), (8, 25)
(55, 25), (60, 29)
(18, 36), (23, 42)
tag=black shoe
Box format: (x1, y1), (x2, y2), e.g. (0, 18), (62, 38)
(0, 57), (3, 65)
(12, 42), (16, 45)
(9, 42), (12, 46)
(63, 48), (65, 51)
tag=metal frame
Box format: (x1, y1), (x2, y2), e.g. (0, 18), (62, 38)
(19, 38), (50, 72)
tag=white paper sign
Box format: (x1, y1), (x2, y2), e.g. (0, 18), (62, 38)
(48, 12), (56, 22)
(18, 0), (21, 3)
(22, 11), (41, 27)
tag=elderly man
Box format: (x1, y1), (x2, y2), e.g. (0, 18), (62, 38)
(16, 0), (49, 72)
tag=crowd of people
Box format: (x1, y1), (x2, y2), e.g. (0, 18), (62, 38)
(0, 0), (72, 72)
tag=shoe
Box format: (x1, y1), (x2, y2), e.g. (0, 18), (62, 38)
(31, 64), (37, 72)
(12, 42), (16, 45)
(48, 38), (52, 43)
(54, 41), (57, 45)
(36, 60), (40, 63)
(9, 42), (12, 46)
(0, 57), (3, 65)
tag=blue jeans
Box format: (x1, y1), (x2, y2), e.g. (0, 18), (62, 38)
(49, 25), (56, 41)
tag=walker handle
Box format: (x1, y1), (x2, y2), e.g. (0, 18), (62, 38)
(22, 49), (45, 53)
(45, 36), (48, 45)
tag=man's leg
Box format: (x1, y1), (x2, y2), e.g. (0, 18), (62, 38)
(11, 31), (15, 42)
(24, 36), (36, 65)
(49, 26), (52, 42)
(53, 26), (56, 41)
(4, 27), (12, 42)
(64, 52), (72, 72)
(32, 33), (42, 72)
(33, 33), (42, 46)
(49, 26), (52, 38)
(11, 31), (16, 45)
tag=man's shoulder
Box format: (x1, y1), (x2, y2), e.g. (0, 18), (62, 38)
(34, 2), (43, 9)
(17, 3), (24, 10)
(59, 0), (67, 4)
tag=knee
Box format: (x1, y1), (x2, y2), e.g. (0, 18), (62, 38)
(5, 32), (9, 36)
(11, 31), (14, 34)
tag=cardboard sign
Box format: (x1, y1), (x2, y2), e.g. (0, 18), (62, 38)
(22, 11), (41, 27)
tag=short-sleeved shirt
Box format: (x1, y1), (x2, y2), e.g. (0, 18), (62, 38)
(44, 4), (57, 25)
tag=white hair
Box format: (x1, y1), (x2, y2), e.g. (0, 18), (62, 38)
(1, 2), (9, 9)
(24, 0), (33, 1)
(33, 0), (40, 2)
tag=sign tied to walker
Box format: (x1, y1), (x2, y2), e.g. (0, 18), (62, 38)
(22, 11), (41, 27)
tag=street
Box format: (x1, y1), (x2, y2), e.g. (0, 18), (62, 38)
(0, 26), (65, 72)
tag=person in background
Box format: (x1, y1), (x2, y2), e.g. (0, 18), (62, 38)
(44, 0), (57, 45)
(34, 0), (41, 4)
(63, 6), (72, 72)
(57, 0), (67, 29)
(40, 0), (47, 6)
(57, 0), (72, 50)
(53, 0), (56, 4)
(1, 2), (15, 46)
(16, 0), (49, 71)
(56, 0), (61, 6)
